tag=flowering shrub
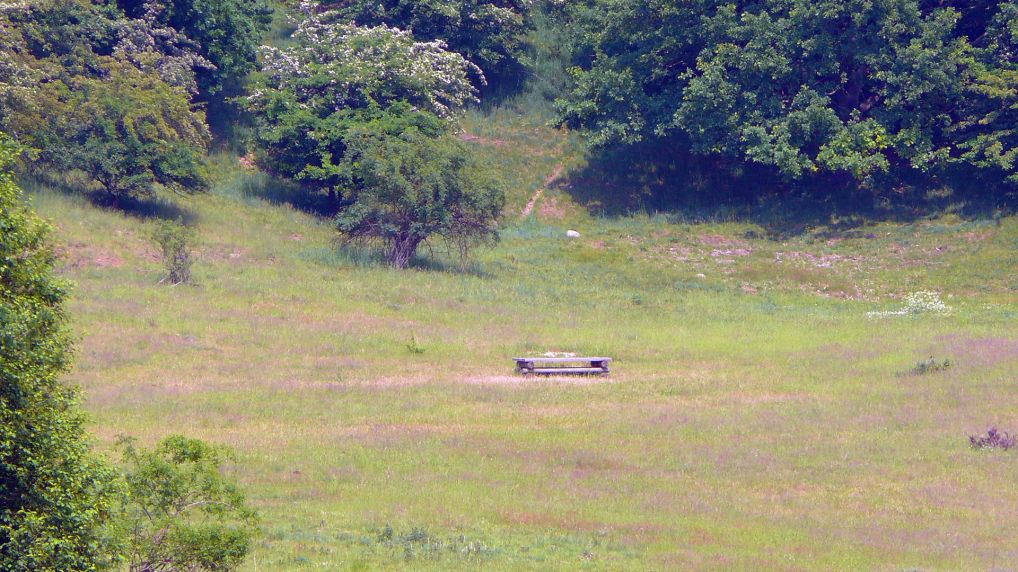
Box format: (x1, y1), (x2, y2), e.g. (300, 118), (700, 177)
(112, 0), (214, 97)
(903, 291), (952, 315)
(868, 291), (952, 318)
(251, 4), (482, 120)
(245, 5), (485, 194)
(311, 0), (533, 82)
(246, 6), (503, 267)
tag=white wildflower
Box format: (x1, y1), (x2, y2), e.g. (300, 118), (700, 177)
(867, 291), (953, 318)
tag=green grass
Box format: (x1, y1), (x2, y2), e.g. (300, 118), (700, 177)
(24, 107), (1018, 570)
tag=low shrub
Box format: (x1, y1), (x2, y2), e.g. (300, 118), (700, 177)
(374, 525), (498, 561)
(406, 334), (426, 355)
(969, 428), (1017, 451)
(153, 220), (195, 285)
(907, 357), (952, 376)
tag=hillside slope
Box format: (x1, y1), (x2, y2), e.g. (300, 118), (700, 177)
(25, 107), (1018, 570)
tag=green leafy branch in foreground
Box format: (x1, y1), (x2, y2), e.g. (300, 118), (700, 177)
(1, 132), (121, 572)
(118, 435), (258, 572)
(3, 131), (255, 571)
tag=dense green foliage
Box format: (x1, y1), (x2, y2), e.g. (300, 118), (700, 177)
(3, 0), (1015, 209)
(314, 0), (533, 84)
(245, 4), (481, 179)
(246, 5), (503, 265)
(119, 436), (257, 572)
(338, 128), (504, 267)
(0, 0), (211, 198)
(245, 12), (480, 190)
(557, 0), (1018, 188)
(0, 134), (119, 571)
(46, 63), (211, 197)
(118, 0), (273, 99)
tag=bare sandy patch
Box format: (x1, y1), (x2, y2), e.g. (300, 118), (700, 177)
(57, 242), (125, 270)
(539, 196), (567, 219)
(698, 233), (749, 248)
(464, 374), (615, 386)
(458, 131), (508, 148)
(199, 244), (250, 263)
(238, 154), (258, 170)
(521, 163), (565, 218)
(136, 243), (162, 263)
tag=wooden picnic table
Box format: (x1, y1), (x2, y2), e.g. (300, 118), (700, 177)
(513, 357), (612, 376)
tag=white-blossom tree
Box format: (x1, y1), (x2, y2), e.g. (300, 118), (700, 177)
(303, 0), (533, 84)
(252, 5), (483, 120)
(246, 7), (504, 267)
(245, 6), (484, 192)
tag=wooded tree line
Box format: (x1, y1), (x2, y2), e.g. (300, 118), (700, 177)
(0, 0), (529, 267)
(2, 133), (257, 570)
(3, 0), (1013, 263)
(557, 0), (1018, 192)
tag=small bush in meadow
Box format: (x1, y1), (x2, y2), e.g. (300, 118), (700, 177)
(969, 428), (1017, 451)
(375, 525), (498, 561)
(406, 334), (426, 355)
(153, 220), (194, 285)
(907, 357), (952, 376)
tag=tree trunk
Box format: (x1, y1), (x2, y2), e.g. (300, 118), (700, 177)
(386, 234), (422, 269)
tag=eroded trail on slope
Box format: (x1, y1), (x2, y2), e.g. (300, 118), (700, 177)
(521, 163), (564, 218)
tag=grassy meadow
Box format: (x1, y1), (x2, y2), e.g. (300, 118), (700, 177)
(24, 106), (1018, 570)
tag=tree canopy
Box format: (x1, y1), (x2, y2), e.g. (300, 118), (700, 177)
(557, 0), (1018, 187)
(0, 0), (212, 198)
(313, 0), (533, 85)
(337, 127), (504, 268)
(46, 62), (211, 197)
(245, 4), (482, 194)
(117, 0), (274, 99)
(0, 133), (120, 571)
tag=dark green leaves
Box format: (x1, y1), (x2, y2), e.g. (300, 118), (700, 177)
(558, 0), (1018, 186)
(118, 435), (258, 572)
(337, 128), (505, 267)
(0, 132), (120, 572)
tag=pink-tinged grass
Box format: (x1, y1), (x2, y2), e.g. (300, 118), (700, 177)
(21, 107), (1018, 569)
